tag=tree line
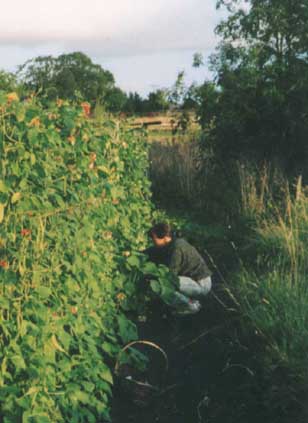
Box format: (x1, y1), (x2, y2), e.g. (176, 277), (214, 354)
(0, 52), (200, 115)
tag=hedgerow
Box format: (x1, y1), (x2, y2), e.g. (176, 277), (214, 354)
(0, 93), (175, 422)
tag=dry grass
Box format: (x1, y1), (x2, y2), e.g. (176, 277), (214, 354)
(238, 164), (308, 281)
(149, 135), (202, 208)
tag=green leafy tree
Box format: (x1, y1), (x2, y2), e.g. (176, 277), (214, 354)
(193, 52), (204, 68)
(168, 71), (186, 107)
(54, 67), (77, 98)
(55, 52), (115, 102)
(18, 52), (117, 107)
(182, 82), (205, 110)
(199, 0), (308, 174)
(104, 87), (128, 113)
(17, 55), (55, 93)
(146, 89), (169, 112)
(124, 92), (146, 114)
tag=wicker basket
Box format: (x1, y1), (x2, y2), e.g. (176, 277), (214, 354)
(114, 340), (168, 407)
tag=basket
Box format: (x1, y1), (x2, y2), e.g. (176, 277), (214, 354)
(114, 340), (168, 407)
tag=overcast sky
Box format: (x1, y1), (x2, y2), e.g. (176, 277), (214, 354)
(0, 0), (225, 96)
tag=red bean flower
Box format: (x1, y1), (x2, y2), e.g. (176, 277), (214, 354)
(21, 228), (31, 237)
(81, 102), (91, 118)
(0, 260), (9, 269)
(7, 92), (19, 104)
(71, 306), (78, 315)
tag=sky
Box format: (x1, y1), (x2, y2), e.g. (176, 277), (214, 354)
(0, 0), (225, 96)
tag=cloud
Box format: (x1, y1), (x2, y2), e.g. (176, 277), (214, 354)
(0, 0), (221, 54)
(0, 0), (224, 94)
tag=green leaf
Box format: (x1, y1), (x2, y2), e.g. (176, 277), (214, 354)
(22, 410), (32, 423)
(74, 390), (90, 404)
(100, 368), (113, 385)
(16, 104), (26, 122)
(118, 315), (137, 343)
(150, 280), (161, 294)
(0, 297), (10, 309)
(142, 261), (159, 275)
(161, 285), (175, 303)
(127, 255), (140, 267)
(101, 342), (118, 355)
(83, 381), (95, 393)
(11, 192), (21, 204)
(36, 286), (52, 299)
(11, 354), (26, 370)
(28, 128), (39, 145)
(30, 153), (36, 166)
(0, 180), (8, 193)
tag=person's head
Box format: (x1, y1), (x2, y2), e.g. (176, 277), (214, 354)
(149, 222), (173, 248)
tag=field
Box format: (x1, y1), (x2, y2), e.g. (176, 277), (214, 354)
(127, 111), (200, 142)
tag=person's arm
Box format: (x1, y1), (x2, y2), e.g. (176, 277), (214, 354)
(169, 244), (184, 276)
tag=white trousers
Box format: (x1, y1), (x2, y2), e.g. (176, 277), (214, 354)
(173, 276), (212, 306)
(179, 276), (212, 298)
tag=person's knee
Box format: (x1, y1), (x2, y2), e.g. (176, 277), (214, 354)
(179, 276), (202, 297)
(199, 276), (212, 297)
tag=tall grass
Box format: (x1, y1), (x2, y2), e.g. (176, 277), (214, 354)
(232, 168), (308, 421)
(149, 134), (247, 222)
(149, 134), (202, 209)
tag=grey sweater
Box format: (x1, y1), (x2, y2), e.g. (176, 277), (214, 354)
(168, 238), (212, 281)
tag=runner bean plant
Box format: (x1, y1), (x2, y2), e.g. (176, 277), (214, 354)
(0, 93), (176, 422)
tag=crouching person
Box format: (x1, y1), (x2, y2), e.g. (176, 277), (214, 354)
(145, 223), (212, 315)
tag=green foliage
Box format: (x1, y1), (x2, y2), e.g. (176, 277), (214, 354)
(227, 173), (308, 420)
(168, 71), (186, 107)
(199, 0), (308, 174)
(192, 53), (204, 68)
(0, 93), (175, 421)
(123, 89), (170, 115)
(146, 89), (169, 113)
(0, 71), (17, 92)
(124, 92), (145, 114)
(17, 52), (126, 112)
(104, 88), (128, 114)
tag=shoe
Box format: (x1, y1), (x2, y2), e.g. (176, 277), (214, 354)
(175, 300), (201, 316)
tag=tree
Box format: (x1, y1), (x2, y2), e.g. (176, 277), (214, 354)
(105, 87), (127, 113)
(54, 52), (115, 102)
(168, 71), (186, 107)
(199, 0), (308, 174)
(17, 52), (116, 106)
(146, 89), (169, 112)
(54, 68), (76, 99)
(182, 83), (205, 110)
(193, 52), (204, 68)
(124, 92), (146, 114)
(17, 55), (55, 93)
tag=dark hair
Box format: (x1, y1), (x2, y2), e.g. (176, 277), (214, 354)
(149, 222), (172, 239)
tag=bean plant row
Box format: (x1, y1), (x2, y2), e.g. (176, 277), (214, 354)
(0, 93), (176, 422)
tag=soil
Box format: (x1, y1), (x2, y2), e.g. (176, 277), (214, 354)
(111, 281), (262, 423)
